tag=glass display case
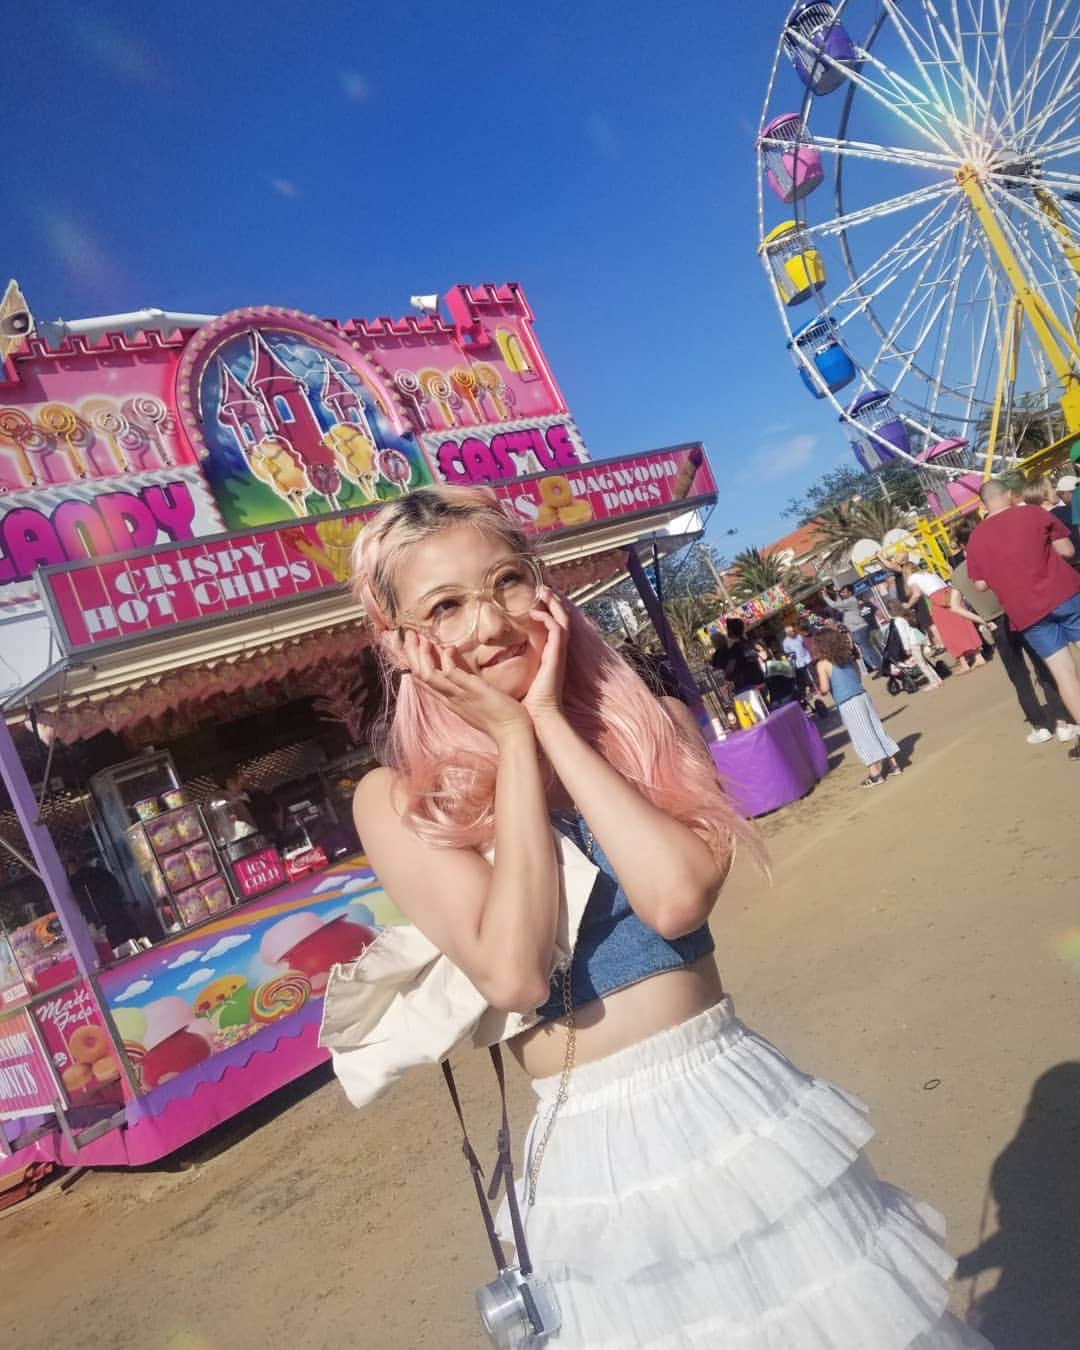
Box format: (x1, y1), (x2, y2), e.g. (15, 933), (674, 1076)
(91, 754), (234, 933)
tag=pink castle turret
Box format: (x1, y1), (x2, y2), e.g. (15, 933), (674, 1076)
(245, 331), (330, 469)
(320, 359), (367, 429)
(217, 360), (266, 452)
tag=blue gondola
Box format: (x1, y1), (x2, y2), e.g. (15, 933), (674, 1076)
(789, 316), (855, 396)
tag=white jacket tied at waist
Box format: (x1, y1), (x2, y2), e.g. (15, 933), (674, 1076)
(319, 829), (600, 1109)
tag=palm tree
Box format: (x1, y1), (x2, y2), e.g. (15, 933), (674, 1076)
(729, 547), (798, 600)
(809, 496), (914, 569)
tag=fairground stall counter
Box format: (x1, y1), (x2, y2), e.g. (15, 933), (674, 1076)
(0, 283), (717, 1172)
(696, 584), (830, 818)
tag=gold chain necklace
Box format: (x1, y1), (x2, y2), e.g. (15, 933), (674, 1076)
(526, 819), (590, 1205)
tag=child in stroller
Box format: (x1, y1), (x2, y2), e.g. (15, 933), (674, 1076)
(882, 603), (945, 695)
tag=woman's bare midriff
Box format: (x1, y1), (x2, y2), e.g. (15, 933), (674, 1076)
(508, 954), (725, 1079)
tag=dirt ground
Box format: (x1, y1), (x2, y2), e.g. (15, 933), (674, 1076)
(4, 660), (1079, 1350)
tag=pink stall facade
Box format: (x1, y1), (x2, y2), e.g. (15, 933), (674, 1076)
(0, 283), (720, 1173)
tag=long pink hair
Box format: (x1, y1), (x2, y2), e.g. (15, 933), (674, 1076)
(352, 485), (745, 868)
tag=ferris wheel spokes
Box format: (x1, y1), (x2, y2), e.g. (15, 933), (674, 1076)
(866, 218), (980, 401)
(879, 0), (975, 140)
(995, 0), (1075, 143)
(925, 212), (977, 424)
(807, 180), (955, 240)
(1012, 39), (1080, 150)
(776, 134), (959, 174)
(820, 200), (958, 325)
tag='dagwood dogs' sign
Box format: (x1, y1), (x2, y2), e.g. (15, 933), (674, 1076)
(39, 445), (715, 654)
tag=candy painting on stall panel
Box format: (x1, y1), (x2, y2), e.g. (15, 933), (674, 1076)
(97, 856), (404, 1093)
(176, 310), (433, 529)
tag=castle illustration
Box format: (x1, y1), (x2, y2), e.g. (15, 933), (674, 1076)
(214, 331), (385, 514)
(217, 331), (373, 458)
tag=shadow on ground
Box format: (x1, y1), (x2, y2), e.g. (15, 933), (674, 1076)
(956, 1062), (1080, 1349)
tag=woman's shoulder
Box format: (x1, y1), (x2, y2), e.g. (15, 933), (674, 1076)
(353, 765), (405, 826)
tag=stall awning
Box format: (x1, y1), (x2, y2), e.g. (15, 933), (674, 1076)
(3, 586), (362, 715)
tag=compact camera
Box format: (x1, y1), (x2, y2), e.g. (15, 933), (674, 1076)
(476, 1267), (561, 1347)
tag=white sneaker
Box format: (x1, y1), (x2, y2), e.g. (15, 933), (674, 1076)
(1055, 723), (1080, 742)
(1026, 727), (1053, 744)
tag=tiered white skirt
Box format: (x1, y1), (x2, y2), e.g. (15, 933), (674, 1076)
(508, 999), (991, 1349)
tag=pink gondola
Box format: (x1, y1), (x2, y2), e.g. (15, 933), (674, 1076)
(759, 114), (824, 203)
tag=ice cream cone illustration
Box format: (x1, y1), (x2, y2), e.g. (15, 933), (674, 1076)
(323, 422), (378, 500)
(249, 435), (310, 515)
(670, 447), (704, 499)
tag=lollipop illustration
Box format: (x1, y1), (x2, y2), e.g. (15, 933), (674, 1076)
(0, 408), (40, 487)
(82, 400), (130, 472)
(378, 448), (413, 497)
(449, 367), (482, 422)
(393, 369), (425, 427)
(307, 461), (342, 509)
(472, 363), (508, 420)
(419, 369), (456, 428)
(37, 403), (90, 477)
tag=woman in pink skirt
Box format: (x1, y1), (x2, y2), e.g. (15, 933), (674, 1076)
(903, 563), (986, 675)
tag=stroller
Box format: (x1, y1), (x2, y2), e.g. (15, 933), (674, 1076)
(880, 619), (931, 696)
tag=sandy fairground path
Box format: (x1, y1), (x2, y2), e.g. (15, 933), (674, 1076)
(3, 658), (1080, 1350)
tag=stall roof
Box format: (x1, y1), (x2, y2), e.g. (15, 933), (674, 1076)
(3, 499), (710, 721)
(3, 586), (360, 714)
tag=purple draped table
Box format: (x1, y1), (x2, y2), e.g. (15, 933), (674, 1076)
(708, 701), (828, 818)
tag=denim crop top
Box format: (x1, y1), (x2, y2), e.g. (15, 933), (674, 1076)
(535, 810), (715, 1021)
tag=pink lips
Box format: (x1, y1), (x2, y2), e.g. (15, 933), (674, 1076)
(481, 642), (527, 669)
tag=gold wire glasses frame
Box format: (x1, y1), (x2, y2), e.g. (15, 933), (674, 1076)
(397, 554), (545, 646)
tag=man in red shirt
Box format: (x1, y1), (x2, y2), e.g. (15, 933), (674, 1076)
(966, 478), (1080, 760)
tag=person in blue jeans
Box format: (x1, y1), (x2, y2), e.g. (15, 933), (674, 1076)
(965, 479), (1080, 761)
(822, 584), (881, 672)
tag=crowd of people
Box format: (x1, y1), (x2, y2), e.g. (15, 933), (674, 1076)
(701, 467), (1080, 782)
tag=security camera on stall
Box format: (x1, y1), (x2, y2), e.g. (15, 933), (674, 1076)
(409, 294), (440, 315)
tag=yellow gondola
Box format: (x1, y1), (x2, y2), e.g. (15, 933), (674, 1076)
(759, 221), (826, 306)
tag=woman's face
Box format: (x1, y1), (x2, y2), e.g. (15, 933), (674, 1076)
(392, 524), (548, 700)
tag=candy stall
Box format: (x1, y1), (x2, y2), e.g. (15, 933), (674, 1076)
(0, 283), (719, 1172)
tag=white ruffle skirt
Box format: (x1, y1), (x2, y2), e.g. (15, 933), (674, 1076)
(504, 999), (991, 1348)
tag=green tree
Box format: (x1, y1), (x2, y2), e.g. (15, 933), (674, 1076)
(972, 390), (1065, 461)
(728, 547), (798, 600)
(781, 462), (926, 524)
(809, 496), (915, 567)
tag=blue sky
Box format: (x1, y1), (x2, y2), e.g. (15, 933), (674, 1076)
(5, 0), (860, 556)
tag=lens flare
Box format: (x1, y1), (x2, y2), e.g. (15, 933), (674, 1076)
(1053, 929), (1080, 967)
(164, 1330), (215, 1350)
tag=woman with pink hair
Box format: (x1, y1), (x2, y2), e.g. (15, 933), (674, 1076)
(337, 485), (990, 1348)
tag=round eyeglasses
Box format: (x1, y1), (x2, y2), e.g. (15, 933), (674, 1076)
(400, 555), (544, 646)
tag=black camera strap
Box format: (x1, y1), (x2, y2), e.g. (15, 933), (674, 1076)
(441, 1045), (535, 1278)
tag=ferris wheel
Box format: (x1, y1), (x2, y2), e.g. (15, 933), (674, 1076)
(757, 0), (1080, 485)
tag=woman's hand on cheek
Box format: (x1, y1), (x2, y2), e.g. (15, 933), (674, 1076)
(522, 591), (569, 726)
(396, 630), (532, 745)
